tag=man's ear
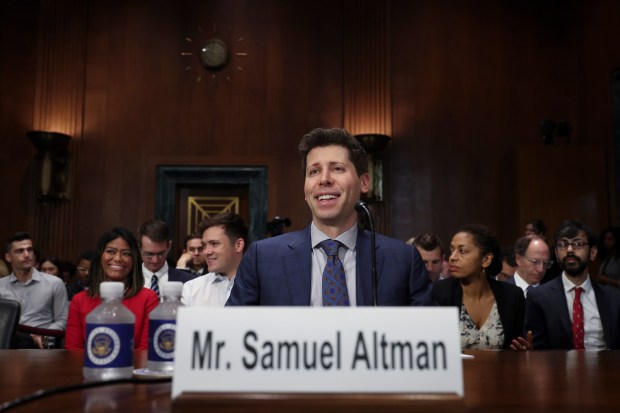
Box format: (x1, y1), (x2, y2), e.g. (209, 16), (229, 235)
(235, 238), (245, 253)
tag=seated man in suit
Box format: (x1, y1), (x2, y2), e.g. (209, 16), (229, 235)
(227, 127), (431, 306)
(525, 220), (620, 349)
(138, 219), (196, 301)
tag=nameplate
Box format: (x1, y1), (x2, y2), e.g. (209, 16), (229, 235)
(171, 307), (462, 398)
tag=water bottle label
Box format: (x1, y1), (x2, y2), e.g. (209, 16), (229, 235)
(148, 319), (177, 362)
(85, 323), (134, 368)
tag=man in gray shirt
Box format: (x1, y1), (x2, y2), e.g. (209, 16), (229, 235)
(0, 232), (68, 345)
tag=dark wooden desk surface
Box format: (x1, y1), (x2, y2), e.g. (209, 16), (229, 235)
(1, 349), (619, 413)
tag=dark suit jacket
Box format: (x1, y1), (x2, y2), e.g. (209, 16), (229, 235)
(525, 275), (620, 349)
(431, 277), (526, 349)
(227, 226), (432, 306)
(168, 267), (198, 283)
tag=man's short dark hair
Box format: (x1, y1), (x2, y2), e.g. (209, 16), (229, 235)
(137, 219), (169, 245)
(500, 246), (517, 267)
(184, 232), (202, 248)
(77, 250), (96, 262)
(298, 128), (369, 177)
(554, 220), (597, 247)
(412, 232), (444, 255)
(6, 232), (32, 253)
(197, 212), (248, 251)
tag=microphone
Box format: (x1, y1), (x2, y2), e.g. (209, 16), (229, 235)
(355, 200), (378, 307)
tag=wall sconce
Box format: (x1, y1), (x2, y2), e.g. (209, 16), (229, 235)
(354, 134), (390, 202)
(26, 131), (72, 202)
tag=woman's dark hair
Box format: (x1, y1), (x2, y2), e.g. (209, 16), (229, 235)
(597, 226), (620, 261)
(40, 255), (63, 275)
(457, 224), (502, 277)
(88, 227), (144, 299)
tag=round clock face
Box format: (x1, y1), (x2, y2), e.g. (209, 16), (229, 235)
(199, 38), (229, 71)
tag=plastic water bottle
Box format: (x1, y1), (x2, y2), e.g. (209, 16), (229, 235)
(147, 281), (183, 372)
(83, 281), (135, 381)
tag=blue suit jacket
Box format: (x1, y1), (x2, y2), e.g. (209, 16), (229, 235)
(168, 267), (198, 283)
(525, 275), (620, 349)
(227, 226), (432, 306)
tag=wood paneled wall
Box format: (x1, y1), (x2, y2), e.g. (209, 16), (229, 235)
(1, 0), (618, 262)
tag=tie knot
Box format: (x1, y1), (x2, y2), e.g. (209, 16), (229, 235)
(320, 240), (341, 257)
(574, 287), (582, 298)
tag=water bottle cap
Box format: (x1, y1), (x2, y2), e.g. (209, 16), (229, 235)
(99, 281), (124, 299)
(160, 281), (183, 297)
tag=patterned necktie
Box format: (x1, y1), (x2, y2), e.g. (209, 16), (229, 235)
(150, 273), (160, 299)
(572, 287), (585, 350)
(320, 240), (350, 306)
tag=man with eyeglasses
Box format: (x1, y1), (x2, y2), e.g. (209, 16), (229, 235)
(508, 235), (551, 297)
(525, 220), (620, 350)
(138, 219), (197, 301)
(176, 233), (208, 276)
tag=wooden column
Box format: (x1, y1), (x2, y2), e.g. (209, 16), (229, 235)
(30, 0), (87, 262)
(343, 0), (392, 234)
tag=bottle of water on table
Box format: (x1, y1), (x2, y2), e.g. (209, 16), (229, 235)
(83, 281), (135, 381)
(147, 281), (183, 373)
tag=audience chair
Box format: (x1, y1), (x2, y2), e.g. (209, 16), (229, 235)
(0, 298), (21, 349)
(17, 324), (66, 349)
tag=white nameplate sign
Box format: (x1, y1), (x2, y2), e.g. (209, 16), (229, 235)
(172, 307), (462, 398)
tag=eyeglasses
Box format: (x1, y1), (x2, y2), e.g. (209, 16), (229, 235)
(76, 266), (89, 274)
(525, 257), (554, 269)
(141, 251), (167, 260)
(556, 240), (588, 250)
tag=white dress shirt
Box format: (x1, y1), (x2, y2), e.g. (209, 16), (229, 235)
(513, 272), (538, 297)
(309, 222), (358, 306)
(561, 273), (606, 350)
(181, 272), (234, 307)
(142, 261), (170, 289)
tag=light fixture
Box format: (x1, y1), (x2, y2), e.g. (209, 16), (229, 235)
(354, 134), (390, 202)
(26, 131), (71, 202)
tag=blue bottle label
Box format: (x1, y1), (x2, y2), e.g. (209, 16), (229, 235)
(84, 323), (134, 368)
(148, 319), (177, 362)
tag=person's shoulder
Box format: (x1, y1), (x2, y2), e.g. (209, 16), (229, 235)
(168, 266), (197, 282)
(432, 277), (459, 295)
(184, 273), (213, 288)
(251, 229), (308, 248)
(37, 270), (65, 286)
(595, 282), (620, 299)
(373, 233), (411, 253)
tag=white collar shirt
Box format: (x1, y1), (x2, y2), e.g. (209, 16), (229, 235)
(513, 272), (538, 297)
(181, 272), (234, 307)
(143, 261), (170, 289)
(561, 273), (606, 350)
(310, 222), (358, 307)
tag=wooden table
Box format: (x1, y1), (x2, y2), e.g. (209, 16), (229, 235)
(1, 350), (619, 412)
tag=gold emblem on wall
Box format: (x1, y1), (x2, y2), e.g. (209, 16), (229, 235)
(187, 196), (239, 234)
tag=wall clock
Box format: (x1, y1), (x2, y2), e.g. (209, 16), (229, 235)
(181, 24), (248, 84)
(199, 38), (229, 71)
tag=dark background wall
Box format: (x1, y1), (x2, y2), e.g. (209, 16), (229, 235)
(1, 0), (619, 261)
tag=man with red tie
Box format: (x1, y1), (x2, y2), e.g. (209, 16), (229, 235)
(525, 220), (620, 349)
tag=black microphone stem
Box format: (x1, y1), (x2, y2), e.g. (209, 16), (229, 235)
(355, 201), (378, 307)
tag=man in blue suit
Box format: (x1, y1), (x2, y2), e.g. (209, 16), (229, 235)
(525, 220), (620, 349)
(227, 127), (431, 306)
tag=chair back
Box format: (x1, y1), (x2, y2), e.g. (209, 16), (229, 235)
(0, 298), (21, 349)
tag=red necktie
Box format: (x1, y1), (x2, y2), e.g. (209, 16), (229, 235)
(572, 287), (585, 350)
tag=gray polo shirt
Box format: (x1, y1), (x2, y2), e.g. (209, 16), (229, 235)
(0, 268), (68, 330)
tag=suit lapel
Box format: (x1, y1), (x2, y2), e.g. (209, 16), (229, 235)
(592, 283), (612, 348)
(282, 227), (313, 305)
(548, 276), (572, 338)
